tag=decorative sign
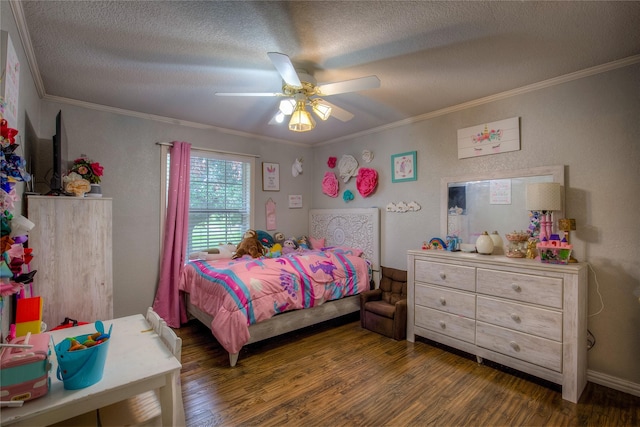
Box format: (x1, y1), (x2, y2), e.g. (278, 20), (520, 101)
(265, 198), (277, 230)
(262, 162), (280, 191)
(490, 179), (512, 204)
(288, 194), (302, 209)
(457, 117), (520, 159)
(2, 33), (20, 126)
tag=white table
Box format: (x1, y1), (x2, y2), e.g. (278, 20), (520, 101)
(1, 314), (184, 426)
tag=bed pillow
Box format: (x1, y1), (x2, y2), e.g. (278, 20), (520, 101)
(309, 237), (325, 250)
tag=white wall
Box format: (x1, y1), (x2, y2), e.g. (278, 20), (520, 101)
(312, 63), (640, 387)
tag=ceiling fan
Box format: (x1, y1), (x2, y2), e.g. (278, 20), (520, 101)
(215, 52), (380, 132)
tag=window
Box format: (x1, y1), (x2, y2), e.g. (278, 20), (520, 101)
(165, 148), (254, 258)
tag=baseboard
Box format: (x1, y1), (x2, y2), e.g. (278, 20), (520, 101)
(587, 369), (640, 397)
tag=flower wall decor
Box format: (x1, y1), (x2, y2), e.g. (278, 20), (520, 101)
(322, 171), (339, 198)
(356, 167), (378, 197)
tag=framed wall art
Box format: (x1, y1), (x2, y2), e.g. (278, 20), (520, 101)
(262, 162), (280, 191)
(391, 151), (417, 183)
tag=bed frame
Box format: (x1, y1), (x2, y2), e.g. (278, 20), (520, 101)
(185, 207), (380, 366)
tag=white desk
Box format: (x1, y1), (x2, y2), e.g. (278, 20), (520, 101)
(1, 314), (184, 426)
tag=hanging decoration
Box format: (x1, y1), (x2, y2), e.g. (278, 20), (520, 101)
(342, 190), (354, 203)
(338, 154), (358, 183)
(322, 172), (339, 198)
(356, 167), (378, 198)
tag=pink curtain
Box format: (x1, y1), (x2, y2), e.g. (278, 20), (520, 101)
(153, 141), (191, 327)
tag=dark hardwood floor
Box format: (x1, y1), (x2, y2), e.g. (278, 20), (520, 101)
(177, 315), (640, 427)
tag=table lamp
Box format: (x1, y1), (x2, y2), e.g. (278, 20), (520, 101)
(526, 182), (561, 241)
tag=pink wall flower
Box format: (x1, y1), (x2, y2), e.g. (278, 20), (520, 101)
(327, 156), (337, 168)
(322, 172), (339, 197)
(356, 167), (378, 197)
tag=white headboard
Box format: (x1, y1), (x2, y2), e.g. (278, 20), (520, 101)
(309, 208), (380, 276)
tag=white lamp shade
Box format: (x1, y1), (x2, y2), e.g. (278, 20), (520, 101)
(279, 99), (296, 115)
(526, 182), (561, 211)
(288, 102), (315, 132)
(312, 99), (332, 121)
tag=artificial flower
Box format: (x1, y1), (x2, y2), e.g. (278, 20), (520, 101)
(322, 172), (339, 198)
(0, 119), (18, 145)
(68, 157), (104, 184)
(356, 167), (378, 198)
(65, 178), (91, 197)
(327, 156), (337, 168)
(343, 190), (354, 202)
(338, 154), (359, 183)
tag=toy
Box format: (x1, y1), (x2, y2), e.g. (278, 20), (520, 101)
(256, 230), (274, 248)
(268, 243), (282, 258)
(282, 238), (298, 254)
(232, 230), (265, 259)
(273, 231), (285, 246)
(297, 235), (310, 250)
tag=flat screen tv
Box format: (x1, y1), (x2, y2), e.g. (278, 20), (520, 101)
(48, 110), (69, 195)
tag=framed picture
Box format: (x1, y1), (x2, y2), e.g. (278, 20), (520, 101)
(262, 162), (280, 191)
(288, 194), (302, 208)
(391, 151), (417, 183)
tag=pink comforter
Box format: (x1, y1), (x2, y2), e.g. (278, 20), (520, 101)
(179, 247), (371, 354)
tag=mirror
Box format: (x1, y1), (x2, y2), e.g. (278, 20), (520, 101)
(440, 165), (564, 246)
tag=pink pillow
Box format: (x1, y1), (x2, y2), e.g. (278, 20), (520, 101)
(309, 237), (325, 250)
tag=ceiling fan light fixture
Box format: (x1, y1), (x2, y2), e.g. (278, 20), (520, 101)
(289, 101), (315, 132)
(274, 111), (285, 123)
(279, 99), (296, 115)
(311, 99), (332, 121)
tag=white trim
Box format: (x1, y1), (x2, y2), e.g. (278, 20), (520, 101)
(156, 142), (260, 158)
(587, 369), (640, 398)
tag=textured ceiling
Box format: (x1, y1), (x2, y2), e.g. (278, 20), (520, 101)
(13, 1), (640, 145)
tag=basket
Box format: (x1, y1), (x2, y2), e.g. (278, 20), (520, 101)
(54, 321), (112, 390)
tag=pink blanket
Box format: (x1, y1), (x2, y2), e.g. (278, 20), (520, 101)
(179, 247), (371, 354)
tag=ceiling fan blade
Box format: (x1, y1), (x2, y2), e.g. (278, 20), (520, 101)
(267, 52), (302, 88)
(323, 101), (354, 122)
(317, 75), (380, 96)
(215, 92), (282, 97)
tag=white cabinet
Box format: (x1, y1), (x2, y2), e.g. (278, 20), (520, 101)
(27, 196), (113, 328)
(407, 250), (588, 403)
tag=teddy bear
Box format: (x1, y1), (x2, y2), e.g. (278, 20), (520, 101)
(232, 229), (266, 259)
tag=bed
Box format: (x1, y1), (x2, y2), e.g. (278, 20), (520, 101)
(180, 208), (380, 366)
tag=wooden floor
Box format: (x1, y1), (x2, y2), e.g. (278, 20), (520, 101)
(177, 315), (640, 427)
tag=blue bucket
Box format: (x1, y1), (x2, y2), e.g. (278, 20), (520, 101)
(54, 321), (112, 390)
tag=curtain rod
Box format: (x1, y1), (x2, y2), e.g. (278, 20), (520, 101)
(156, 142), (260, 158)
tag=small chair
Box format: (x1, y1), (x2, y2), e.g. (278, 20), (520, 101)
(360, 266), (407, 340)
(98, 308), (185, 427)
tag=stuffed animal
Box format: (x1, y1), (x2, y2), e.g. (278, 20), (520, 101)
(273, 231), (285, 246)
(297, 235), (310, 250)
(281, 238), (298, 254)
(256, 230), (274, 248)
(232, 229), (265, 259)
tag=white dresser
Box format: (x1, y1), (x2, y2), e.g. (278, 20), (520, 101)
(407, 249), (588, 402)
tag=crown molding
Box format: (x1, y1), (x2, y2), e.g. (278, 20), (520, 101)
(319, 54), (640, 146)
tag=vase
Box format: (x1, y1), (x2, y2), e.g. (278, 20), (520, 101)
(490, 231), (504, 255)
(87, 184), (102, 198)
(475, 231), (494, 255)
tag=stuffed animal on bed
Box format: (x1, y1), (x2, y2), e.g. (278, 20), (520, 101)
(273, 231), (285, 246)
(297, 235), (310, 250)
(232, 229), (266, 259)
(281, 238), (299, 254)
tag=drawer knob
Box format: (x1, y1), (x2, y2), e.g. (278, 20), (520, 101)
(439, 320), (446, 329)
(439, 272), (446, 280)
(510, 313), (521, 323)
(439, 297), (446, 306)
(509, 341), (520, 352)
(511, 284), (522, 292)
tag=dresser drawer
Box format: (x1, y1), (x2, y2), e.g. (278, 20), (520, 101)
(414, 260), (476, 292)
(476, 321), (562, 372)
(415, 283), (476, 318)
(477, 296), (562, 341)
(415, 306), (475, 343)
(477, 269), (563, 308)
